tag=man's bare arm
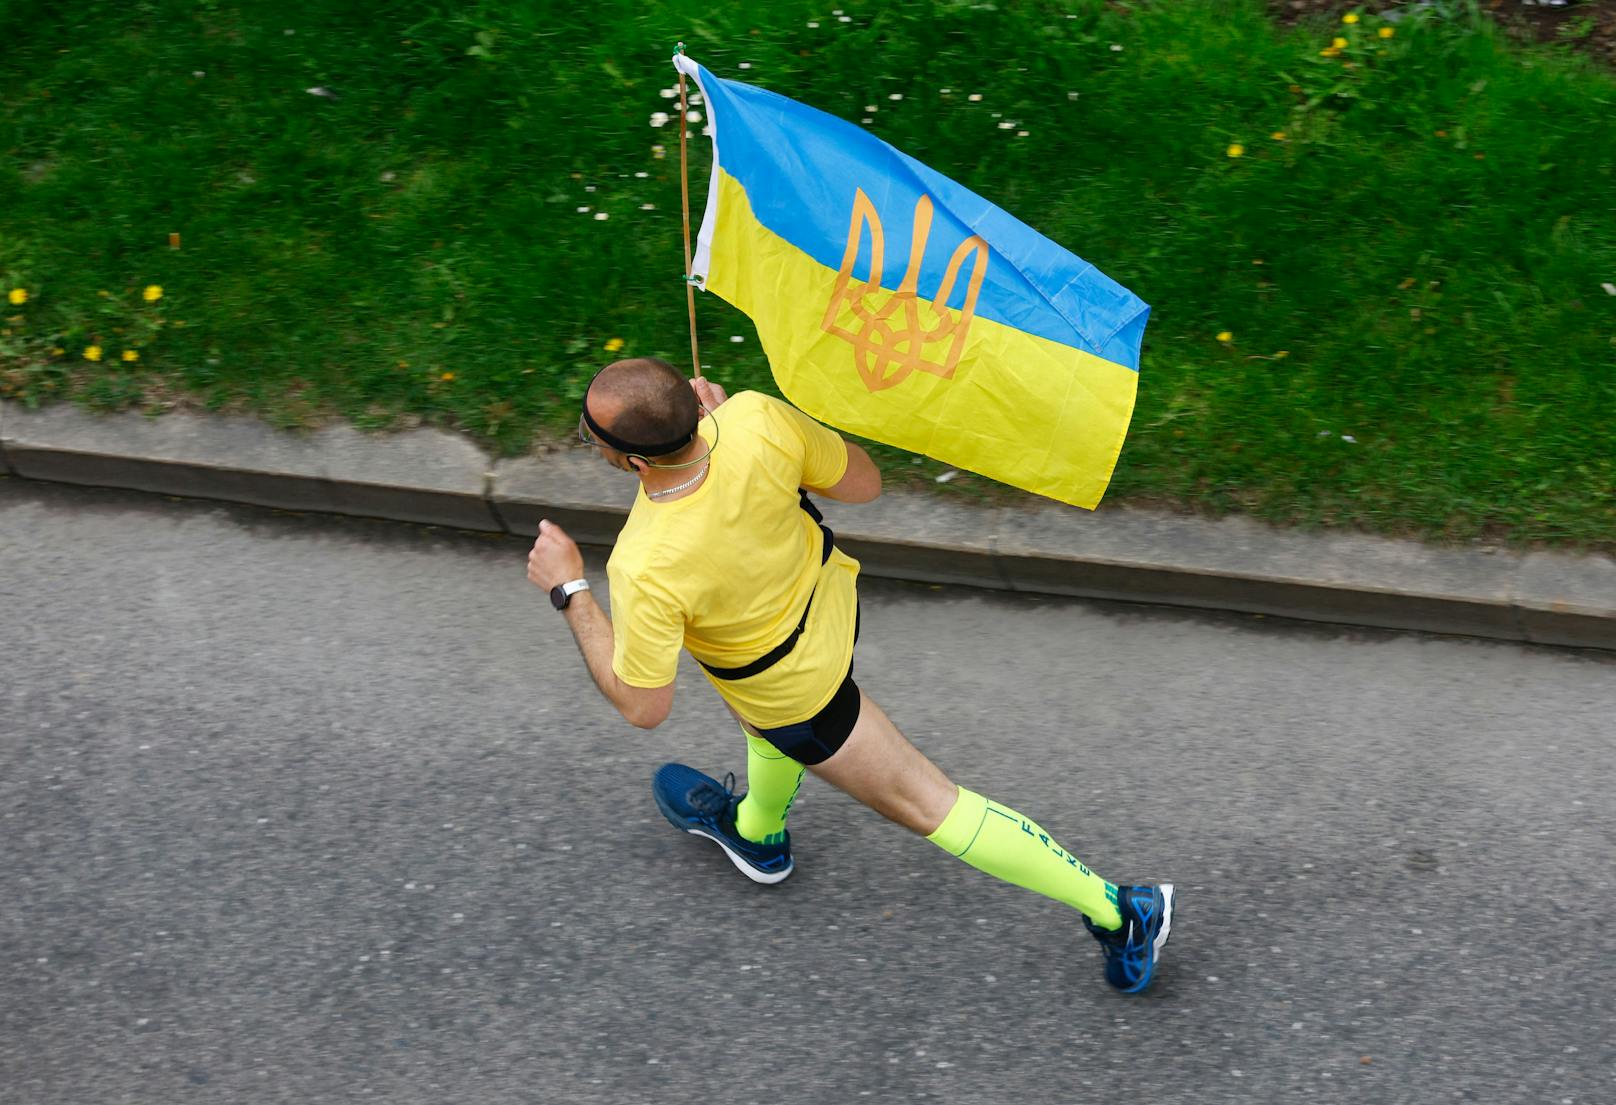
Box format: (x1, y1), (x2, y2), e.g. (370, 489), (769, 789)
(528, 520), (673, 730)
(559, 591), (674, 729)
(809, 440), (883, 503)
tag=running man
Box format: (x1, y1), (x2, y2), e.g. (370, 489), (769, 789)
(526, 357), (1173, 993)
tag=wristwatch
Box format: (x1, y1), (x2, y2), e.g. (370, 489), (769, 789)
(549, 578), (590, 611)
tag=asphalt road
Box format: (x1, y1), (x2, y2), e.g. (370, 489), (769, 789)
(2, 478), (1613, 1105)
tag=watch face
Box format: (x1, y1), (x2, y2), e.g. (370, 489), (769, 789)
(549, 584), (568, 610)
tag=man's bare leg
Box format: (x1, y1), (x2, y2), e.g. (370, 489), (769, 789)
(804, 692), (956, 835)
(667, 690), (1172, 992)
(810, 690), (1124, 930)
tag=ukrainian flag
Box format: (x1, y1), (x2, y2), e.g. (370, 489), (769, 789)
(674, 55), (1149, 509)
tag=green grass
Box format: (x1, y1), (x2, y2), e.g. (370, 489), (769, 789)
(1, 0), (1613, 545)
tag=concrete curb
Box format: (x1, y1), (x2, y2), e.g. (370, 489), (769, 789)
(3, 399), (1612, 651)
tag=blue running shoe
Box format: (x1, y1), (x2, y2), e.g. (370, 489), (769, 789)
(1084, 883), (1175, 993)
(651, 763), (794, 885)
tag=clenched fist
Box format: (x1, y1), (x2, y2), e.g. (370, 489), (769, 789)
(527, 519), (585, 591)
(691, 376), (728, 414)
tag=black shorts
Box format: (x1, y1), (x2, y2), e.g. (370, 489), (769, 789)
(753, 668), (862, 766)
(751, 605), (862, 766)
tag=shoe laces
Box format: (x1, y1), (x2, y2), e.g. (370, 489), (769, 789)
(686, 771), (739, 819)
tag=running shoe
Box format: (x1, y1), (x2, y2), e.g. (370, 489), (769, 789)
(651, 762), (794, 885)
(1084, 883), (1175, 993)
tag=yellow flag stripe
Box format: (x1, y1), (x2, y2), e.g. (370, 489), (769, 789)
(704, 169), (1137, 509)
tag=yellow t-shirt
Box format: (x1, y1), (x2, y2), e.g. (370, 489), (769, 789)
(607, 391), (862, 728)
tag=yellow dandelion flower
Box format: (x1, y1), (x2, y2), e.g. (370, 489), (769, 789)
(1332, 37), (1348, 49)
(1342, 12), (1360, 24)
(1226, 143), (1245, 158)
(1274, 350), (1290, 358)
(1216, 331), (1233, 343)
(7, 288), (27, 305)
(440, 372), (455, 382)
(1320, 47), (1341, 57)
(1378, 26), (1394, 39)
(122, 349), (140, 362)
(1271, 131), (1287, 141)
(603, 337), (625, 353)
(83, 345), (103, 362)
(142, 284), (163, 302)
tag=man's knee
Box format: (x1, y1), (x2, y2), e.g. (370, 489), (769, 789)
(901, 773), (960, 836)
(862, 763), (958, 836)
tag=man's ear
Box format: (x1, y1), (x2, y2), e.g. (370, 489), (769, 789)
(626, 454), (649, 476)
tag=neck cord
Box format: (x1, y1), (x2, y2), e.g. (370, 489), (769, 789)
(647, 461), (709, 500)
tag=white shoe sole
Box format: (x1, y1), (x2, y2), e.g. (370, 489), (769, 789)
(1153, 883), (1174, 963)
(689, 827), (794, 885)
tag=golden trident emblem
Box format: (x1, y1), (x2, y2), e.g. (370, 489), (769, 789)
(820, 188), (990, 393)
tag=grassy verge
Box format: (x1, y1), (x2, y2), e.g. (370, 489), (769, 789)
(1, 0), (1613, 545)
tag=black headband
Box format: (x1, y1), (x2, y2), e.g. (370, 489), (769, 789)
(581, 393), (698, 458)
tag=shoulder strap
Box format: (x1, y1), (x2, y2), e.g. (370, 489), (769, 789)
(697, 491), (834, 681)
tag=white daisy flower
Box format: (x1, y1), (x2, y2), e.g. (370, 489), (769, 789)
(649, 111), (670, 128)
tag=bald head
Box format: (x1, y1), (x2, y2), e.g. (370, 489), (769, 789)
(586, 357), (700, 459)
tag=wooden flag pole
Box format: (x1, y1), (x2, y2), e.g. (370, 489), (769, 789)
(676, 43), (702, 381)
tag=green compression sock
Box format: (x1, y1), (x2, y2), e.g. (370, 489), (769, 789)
(735, 729), (805, 846)
(926, 786), (1123, 930)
